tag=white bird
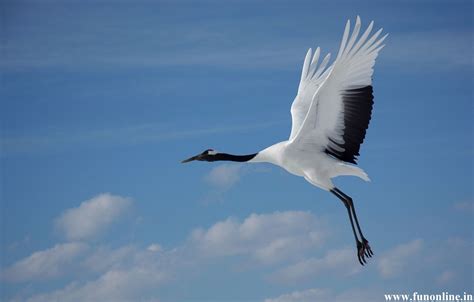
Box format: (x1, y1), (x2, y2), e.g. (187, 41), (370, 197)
(182, 16), (387, 265)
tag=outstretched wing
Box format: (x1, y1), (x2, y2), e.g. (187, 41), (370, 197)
(290, 16), (387, 164)
(289, 47), (332, 140)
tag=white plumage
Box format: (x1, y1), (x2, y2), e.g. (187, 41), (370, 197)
(183, 16), (387, 265)
(251, 16), (386, 192)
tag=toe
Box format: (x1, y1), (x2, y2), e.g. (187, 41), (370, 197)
(367, 245), (374, 256)
(358, 249), (367, 265)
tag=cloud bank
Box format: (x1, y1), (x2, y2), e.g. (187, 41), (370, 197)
(1, 242), (88, 282)
(3, 194), (472, 301)
(55, 193), (132, 241)
(190, 211), (326, 264)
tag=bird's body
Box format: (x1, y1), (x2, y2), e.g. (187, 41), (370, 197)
(250, 140), (369, 190)
(182, 16), (386, 265)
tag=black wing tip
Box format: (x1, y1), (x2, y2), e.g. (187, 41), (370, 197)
(325, 149), (358, 164)
(325, 85), (374, 164)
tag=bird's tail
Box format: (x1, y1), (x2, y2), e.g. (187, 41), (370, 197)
(333, 163), (370, 182)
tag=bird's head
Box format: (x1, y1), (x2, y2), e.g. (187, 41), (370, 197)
(181, 149), (218, 163)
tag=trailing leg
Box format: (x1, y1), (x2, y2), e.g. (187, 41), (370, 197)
(333, 188), (374, 257)
(331, 188), (373, 265)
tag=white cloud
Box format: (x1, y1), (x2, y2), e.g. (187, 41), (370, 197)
(1, 242), (88, 282)
(80, 244), (165, 276)
(190, 211), (326, 264)
(269, 247), (360, 283)
(10, 218), (472, 302)
(147, 244), (163, 253)
(25, 243), (175, 302)
(26, 266), (165, 302)
(264, 288), (331, 302)
(377, 239), (423, 278)
(9, 189), (469, 302)
(204, 164), (244, 190)
(25, 211), (326, 300)
(81, 245), (137, 274)
(55, 193), (132, 241)
(265, 287), (383, 302)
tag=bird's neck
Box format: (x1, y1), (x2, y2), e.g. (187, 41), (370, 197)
(214, 153), (258, 162)
(213, 142), (286, 164)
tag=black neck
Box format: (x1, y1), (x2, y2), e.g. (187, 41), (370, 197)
(214, 153), (258, 162)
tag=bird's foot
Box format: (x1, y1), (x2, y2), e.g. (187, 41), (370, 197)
(357, 238), (373, 265)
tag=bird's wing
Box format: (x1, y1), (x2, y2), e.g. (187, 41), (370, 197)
(289, 46), (333, 141)
(290, 16), (387, 164)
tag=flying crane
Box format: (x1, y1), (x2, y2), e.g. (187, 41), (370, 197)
(182, 16), (387, 265)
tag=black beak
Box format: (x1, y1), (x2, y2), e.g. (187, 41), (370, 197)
(181, 155), (200, 163)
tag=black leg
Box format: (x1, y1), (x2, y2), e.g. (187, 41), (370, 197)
(330, 189), (365, 265)
(330, 189), (359, 243)
(335, 190), (364, 238)
(331, 187), (373, 265)
(334, 188), (373, 258)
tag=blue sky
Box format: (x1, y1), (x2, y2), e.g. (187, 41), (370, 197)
(1, 0), (472, 301)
